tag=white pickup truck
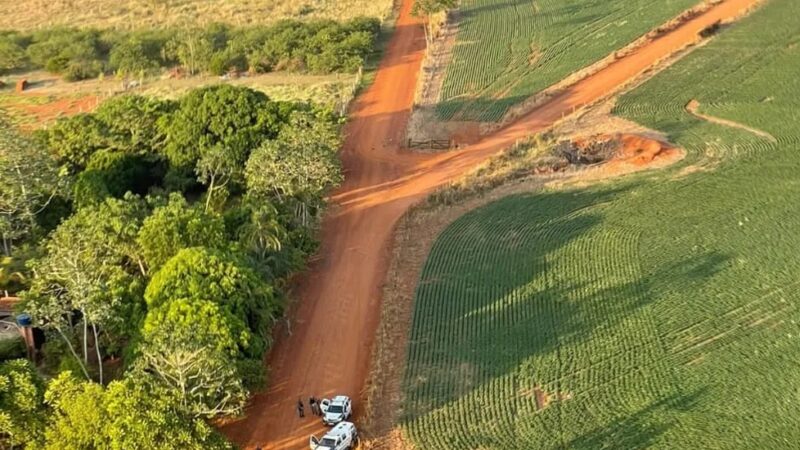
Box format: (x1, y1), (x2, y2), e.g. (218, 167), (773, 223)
(309, 421), (358, 450)
(320, 395), (353, 426)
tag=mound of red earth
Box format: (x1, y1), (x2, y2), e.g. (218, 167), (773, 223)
(563, 133), (679, 167)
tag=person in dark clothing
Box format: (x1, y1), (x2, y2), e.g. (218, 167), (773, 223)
(297, 398), (305, 418)
(309, 396), (319, 416)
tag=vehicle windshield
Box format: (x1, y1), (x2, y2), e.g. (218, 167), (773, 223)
(327, 405), (344, 414)
(320, 437), (337, 446)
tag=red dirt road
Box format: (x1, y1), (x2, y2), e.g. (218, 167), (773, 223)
(221, 0), (762, 448)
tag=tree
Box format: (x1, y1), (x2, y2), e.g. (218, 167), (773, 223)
(245, 110), (342, 226)
(196, 143), (238, 212)
(21, 195), (148, 382)
(43, 372), (232, 449)
(160, 85), (291, 190)
(145, 247), (279, 357)
(40, 113), (108, 170)
(73, 150), (164, 209)
(43, 371), (105, 449)
(411, 0), (457, 47)
(136, 193), (227, 271)
(108, 35), (164, 77)
(93, 94), (175, 154)
(166, 28), (215, 76)
(0, 359), (47, 449)
(135, 297), (248, 418)
(0, 122), (65, 256)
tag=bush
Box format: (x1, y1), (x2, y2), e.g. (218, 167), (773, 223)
(6, 18), (379, 81)
(0, 336), (26, 361)
(108, 33), (166, 76)
(73, 150), (165, 208)
(42, 113), (108, 170)
(26, 28), (107, 80)
(0, 32), (29, 73)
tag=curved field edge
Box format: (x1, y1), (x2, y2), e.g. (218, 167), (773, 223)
(397, 0), (800, 448)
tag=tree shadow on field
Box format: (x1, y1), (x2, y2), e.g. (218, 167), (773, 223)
(399, 185), (730, 428)
(567, 388), (708, 449)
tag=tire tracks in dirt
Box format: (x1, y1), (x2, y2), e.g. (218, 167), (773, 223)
(686, 98), (777, 143)
(220, 0), (765, 448)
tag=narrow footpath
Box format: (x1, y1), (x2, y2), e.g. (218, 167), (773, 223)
(221, 0), (763, 448)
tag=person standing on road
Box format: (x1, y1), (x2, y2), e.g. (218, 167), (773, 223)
(309, 396), (319, 416)
(297, 398), (305, 418)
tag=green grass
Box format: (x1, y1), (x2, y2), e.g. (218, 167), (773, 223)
(436, 0), (697, 122)
(401, 0), (800, 448)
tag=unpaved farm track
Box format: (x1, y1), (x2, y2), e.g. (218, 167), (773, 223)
(220, 0), (763, 448)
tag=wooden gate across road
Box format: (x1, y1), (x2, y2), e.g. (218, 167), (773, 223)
(407, 139), (453, 150)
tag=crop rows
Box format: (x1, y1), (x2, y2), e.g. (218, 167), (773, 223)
(435, 0), (697, 122)
(403, 1), (800, 448)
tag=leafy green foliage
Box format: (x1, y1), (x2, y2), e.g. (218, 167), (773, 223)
(0, 122), (65, 256)
(43, 372), (232, 449)
(136, 296), (249, 417)
(108, 31), (170, 76)
(0, 337), (26, 361)
(25, 28), (107, 81)
(8, 18), (378, 81)
(162, 84), (283, 168)
(9, 80), (344, 442)
(73, 150), (164, 209)
(245, 110), (342, 226)
(0, 32), (29, 74)
(145, 247), (279, 357)
(0, 359), (46, 449)
(137, 194), (227, 271)
(41, 113), (108, 170)
(92, 95), (175, 154)
(22, 195), (148, 380)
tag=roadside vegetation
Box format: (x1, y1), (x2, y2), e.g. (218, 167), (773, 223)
(0, 84), (343, 447)
(434, 0), (697, 121)
(400, 1), (800, 447)
(0, 18), (380, 81)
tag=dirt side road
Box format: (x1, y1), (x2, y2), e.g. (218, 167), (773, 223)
(220, 0), (763, 448)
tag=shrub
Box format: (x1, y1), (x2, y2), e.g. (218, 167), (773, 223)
(0, 337), (25, 361)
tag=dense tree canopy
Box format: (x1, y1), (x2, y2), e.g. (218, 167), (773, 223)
(44, 372), (232, 449)
(136, 297), (248, 417)
(161, 85), (291, 187)
(22, 195), (148, 381)
(0, 359), (46, 449)
(136, 194), (227, 271)
(245, 110), (342, 226)
(0, 18), (379, 80)
(145, 246), (279, 357)
(8, 82), (345, 446)
(0, 123), (65, 256)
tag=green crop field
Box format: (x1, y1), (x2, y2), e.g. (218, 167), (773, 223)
(436, 0), (697, 122)
(402, 0), (800, 448)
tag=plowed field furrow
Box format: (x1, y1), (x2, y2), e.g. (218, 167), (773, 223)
(403, 1), (800, 448)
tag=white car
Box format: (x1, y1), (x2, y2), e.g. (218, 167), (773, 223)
(309, 421), (358, 450)
(320, 395), (352, 426)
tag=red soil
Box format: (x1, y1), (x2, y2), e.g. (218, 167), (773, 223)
(15, 95), (101, 127)
(220, 0), (763, 448)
